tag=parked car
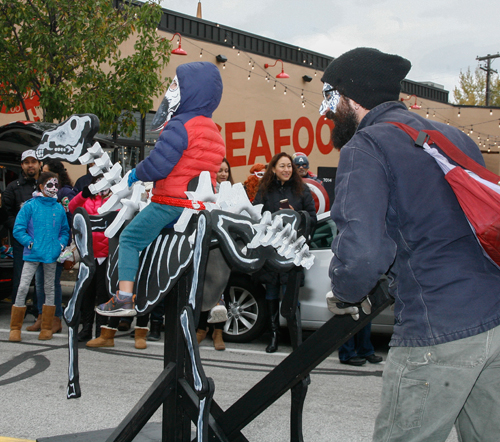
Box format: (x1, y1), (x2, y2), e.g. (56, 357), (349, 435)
(222, 211), (394, 343)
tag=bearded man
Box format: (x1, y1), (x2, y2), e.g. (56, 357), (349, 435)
(321, 48), (500, 442)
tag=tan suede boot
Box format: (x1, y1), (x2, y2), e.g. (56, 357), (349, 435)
(86, 326), (116, 348)
(38, 305), (56, 340)
(9, 305), (27, 342)
(196, 328), (208, 344)
(26, 314), (42, 331)
(212, 328), (226, 351)
(52, 316), (62, 334)
(134, 327), (148, 349)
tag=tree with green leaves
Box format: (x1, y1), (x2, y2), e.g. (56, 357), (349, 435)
(453, 66), (500, 107)
(0, 0), (172, 136)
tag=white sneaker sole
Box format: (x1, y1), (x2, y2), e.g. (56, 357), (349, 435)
(207, 305), (228, 323)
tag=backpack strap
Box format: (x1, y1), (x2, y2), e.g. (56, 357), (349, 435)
(387, 121), (500, 185)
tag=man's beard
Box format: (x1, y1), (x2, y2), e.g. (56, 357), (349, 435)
(25, 169), (37, 178)
(328, 103), (359, 150)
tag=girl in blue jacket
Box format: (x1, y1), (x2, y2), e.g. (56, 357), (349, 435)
(9, 171), (70, 342)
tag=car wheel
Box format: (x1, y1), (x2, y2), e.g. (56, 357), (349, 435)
(222, 274), (267, 343)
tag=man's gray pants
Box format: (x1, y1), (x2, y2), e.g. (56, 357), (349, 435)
(373, 323), (500, 441)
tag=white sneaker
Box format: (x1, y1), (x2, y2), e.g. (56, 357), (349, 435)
(207, 305), (228, 323)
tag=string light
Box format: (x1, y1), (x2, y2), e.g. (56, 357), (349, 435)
(165, 34), (497, 138)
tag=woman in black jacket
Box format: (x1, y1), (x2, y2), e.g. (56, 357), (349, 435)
(253, 152), (317, 352)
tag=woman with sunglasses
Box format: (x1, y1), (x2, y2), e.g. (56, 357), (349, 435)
(8, 171), (70, 342)
(253, 152), (317, 353)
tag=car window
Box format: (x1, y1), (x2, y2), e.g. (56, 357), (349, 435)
(310, 217), (337, 250)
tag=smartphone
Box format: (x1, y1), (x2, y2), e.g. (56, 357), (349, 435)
(279, 199), (290, 209)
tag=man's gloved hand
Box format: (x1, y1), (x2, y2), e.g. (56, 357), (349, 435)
(82, 186), (92, 198)
(128, 169), (139, 187)
(326, 291), (372, 320)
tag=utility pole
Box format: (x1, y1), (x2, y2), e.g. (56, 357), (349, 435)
(476, 53), (500, 106)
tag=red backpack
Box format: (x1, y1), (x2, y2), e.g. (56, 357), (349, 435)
(388, 121), (500, 268)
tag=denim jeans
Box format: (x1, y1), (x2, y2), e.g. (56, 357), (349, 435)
(118, 202), (183, 282)
(265, 280), (286, 300)
(373, 323), (500, 442)
(35, 262), (63, 317)
(338, 322), (375, 361)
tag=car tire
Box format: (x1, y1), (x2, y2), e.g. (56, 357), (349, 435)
(222, 273), (267, 343)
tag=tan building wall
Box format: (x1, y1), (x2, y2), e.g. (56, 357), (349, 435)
(2, 29), (499, 183)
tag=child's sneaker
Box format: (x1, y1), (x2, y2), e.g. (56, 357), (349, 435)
(207, 305), (228, 324)
(96, 293), (136, 317)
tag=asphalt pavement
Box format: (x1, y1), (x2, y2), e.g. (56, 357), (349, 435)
(0, 279), (459, 442)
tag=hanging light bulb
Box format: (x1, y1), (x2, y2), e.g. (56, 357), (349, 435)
(458, 108), (461, 117)
(248, 71), (251, 80)
(490, 109), (493, 116)
(301, 90), (304, 99)
(470, 127), (473, 134)
(433, 111), (436, 118)
(199, 49), (203, 58)
(223, 63), (226, 69)
(252, 62), (255, 70)
(302, 100), (306, 108)
(284, 87), (287, 95)
(273, 81), (276, 90)
(237, 50), (240, 56)
(426, 109), (429, 118)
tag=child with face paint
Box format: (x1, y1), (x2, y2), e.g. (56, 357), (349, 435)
(96, 61), (226, 318)
(8, 172), (70, 342)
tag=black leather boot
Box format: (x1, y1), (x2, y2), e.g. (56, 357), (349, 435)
(266, 299), (280, 353)
(148, 320), (162, 341)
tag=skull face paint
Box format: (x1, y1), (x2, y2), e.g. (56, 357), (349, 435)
(150, 76), (181, 132)
(319, 83), (341, 115)
(43, 178), (59, 198)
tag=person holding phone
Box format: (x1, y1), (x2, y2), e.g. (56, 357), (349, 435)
(253, 152), (316, 352)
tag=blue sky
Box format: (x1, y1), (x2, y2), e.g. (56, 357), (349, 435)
(159, 0), (500, 100)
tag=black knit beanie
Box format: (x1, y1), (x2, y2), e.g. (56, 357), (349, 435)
(321, 48), (411, 110)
